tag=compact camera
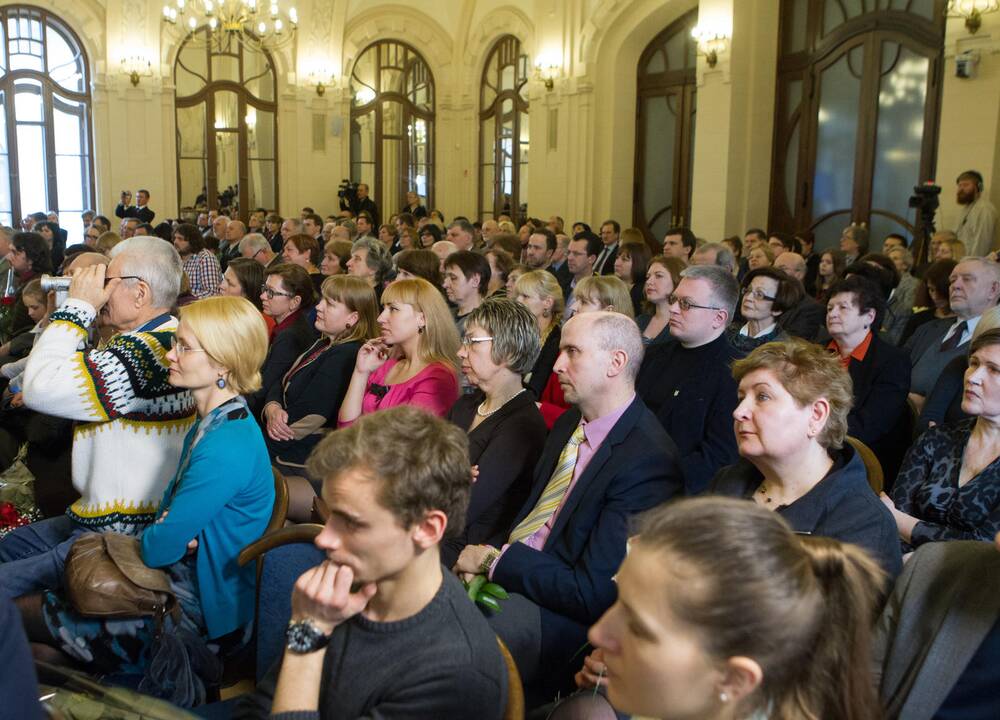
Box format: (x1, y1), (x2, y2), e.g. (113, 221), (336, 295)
(40, 274), (71, 308)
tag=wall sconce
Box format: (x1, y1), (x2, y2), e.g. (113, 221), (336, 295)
(120, 55), (153, 86)
(947, 0), (999, 34)
(307, 68), (334, 96)
(691, 25), (731, 68)
(533, 62), (561, 91)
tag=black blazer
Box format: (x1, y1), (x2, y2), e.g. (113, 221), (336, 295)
(492, 396), (682, 682)
(845, 333), (912, 482)
(443, 390), (548, 567)
(264, 339), (361, 465)
(777, 295), (826, 342)
(635, 334), (742, 494)
(710, 445), (902, 579)
(525, 325), (561, 400)
(248, 313), (317, 417)
(115, 203), (156, 224)
(593, 244), (618, 276)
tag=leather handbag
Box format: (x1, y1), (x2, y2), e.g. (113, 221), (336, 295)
(64, 532), (178, 621)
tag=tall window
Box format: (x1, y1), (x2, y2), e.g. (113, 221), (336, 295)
(174, 30), (278, 218)
(0, 6), (92, 238)
(480, 36), (529, 223)
(769, 0), (945, 250)
(634, 10), (697, 243)
(350, 41), (434, 218)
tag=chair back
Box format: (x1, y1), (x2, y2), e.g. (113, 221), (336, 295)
(845, 435), (883, 494)
(497, 636), (524, 720)
(266, 467), (290, 534)
(238, 524), (325, 680)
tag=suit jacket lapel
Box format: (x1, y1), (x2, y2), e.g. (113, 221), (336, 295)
(546, 398), (643, 543)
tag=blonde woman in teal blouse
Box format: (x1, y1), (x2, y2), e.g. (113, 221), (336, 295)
(21, 297), (274, 707)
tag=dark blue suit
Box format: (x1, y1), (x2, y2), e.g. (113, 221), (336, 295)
(490, 395), (682, 696)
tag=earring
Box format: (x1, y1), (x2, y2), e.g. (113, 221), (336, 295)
(418, 326), (425, 334)
(720, 691), (729, 703)
(542, 309), (551, 318)
(216, 376), (227, 389)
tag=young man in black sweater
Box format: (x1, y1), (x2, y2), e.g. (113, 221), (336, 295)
(243, 406), (507, 720)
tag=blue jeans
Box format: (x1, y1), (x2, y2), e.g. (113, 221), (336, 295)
(0, 514), (88, 598)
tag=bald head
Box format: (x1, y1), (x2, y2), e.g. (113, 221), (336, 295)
(66, 252), (111, 274)
(774, 252), (806, 282)
(565, 310), (645, 383)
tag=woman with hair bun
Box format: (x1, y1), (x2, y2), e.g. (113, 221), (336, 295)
(579, 497), (885, 720)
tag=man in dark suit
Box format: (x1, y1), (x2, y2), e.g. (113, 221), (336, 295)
(905, 256), (1000, 413)
(774, 251), (826, 341)
(453, 311), (682, 701)
(593, 220), (620, 275)
(114, 189), (155, 224)
(636, 264), (742, 494)
(562, 231), (603, 310)
(875, 537), (1000, 720)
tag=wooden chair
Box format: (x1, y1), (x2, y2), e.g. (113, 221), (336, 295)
(845, 435), (884, 495)
(497, 636), (524, 720)
(267, 466), (290, 533)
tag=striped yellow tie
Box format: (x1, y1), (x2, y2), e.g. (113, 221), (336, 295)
(509, 423), (586, 544)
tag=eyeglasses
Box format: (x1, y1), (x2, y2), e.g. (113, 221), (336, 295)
(741, 287), (776, 302)
(460, 336), (493, 347)
(105, 275), (143, 287)
(260, 284), (295, 299)
(668, 294), (723, 312)
(169, 336), (208, 356)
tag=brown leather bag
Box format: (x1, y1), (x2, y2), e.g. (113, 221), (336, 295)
(64, 532), (178, 620)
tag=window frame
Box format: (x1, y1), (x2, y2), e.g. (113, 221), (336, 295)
(478, 35), (529, 224)
(0, 5), (94, 227)
(173, 28), (279, 221)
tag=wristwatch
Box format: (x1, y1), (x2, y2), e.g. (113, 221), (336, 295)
(286, 619), (332, 654)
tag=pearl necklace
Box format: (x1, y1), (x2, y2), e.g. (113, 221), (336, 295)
(476, 388), (527, 418)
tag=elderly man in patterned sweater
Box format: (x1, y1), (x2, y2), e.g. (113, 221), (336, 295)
(0, 237), (196, 598)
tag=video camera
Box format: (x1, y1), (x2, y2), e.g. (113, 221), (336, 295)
(338, 179), (359, 211)
(908, 182), (941, 230)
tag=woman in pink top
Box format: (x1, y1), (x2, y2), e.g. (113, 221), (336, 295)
(338, 277), (460, 425)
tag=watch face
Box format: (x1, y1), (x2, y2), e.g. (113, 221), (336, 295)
(287, 620), (326, 653)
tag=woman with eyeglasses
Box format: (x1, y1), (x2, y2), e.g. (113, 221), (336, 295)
(443, 298), (547, 568)
(726, 267), (797, 353)
(248, 264), (317, 416)
(338, 277), (460, 426)
(263, 276), (379, 520)
(18, 296), (273, 706)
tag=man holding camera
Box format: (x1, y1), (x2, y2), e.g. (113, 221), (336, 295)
(954, 170), (997, 258)
(340, 182), (380, 228)
(114, 189), (156, 225)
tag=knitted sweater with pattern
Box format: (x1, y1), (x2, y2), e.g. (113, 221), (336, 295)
(23, 299), (196, 532)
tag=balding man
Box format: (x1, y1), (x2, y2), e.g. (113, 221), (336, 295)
(690, 242), (736, 275)
(432, 240), (459, 271)
(773, 251), (826, 341)
(453, 311), (681, 702)
(220, 219), (246, 271)
(636, 265), (742, 494)
(481, 219), (500, 246)
(207, 215), (228, 253)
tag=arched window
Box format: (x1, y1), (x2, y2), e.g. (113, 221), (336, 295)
(174, 30), (278, 218)
(769, 0), (945, 251)
(350, 40), (434, 219)
(634, 11), (698, 244)
(0, 6), (92, 237)
(479, 35), (529, 223)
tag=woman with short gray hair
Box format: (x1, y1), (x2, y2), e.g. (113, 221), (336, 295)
(444, 298), (548, 568)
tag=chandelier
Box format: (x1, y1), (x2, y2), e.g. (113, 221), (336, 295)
(162, 0), (298, 51)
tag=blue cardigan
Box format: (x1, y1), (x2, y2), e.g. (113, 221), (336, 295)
(141, 402), (274, 639)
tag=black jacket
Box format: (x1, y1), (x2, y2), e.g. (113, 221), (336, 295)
(777, 295), (826, 342)
(525, 325), (561, 400)
(710, 444), (902, 578)
(844, 333), (912, 482)
(115, 203), (156, 224)
(635, 334), (742, 494)
(248, 313), (317, 417)
(444, 390), (548, 567)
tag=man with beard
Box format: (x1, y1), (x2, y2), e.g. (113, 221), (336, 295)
(954, 170), (997, 258)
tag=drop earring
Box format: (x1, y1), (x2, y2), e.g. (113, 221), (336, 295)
(216, 375), (227, 389)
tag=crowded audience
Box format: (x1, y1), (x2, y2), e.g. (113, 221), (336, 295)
(4, 190), (1000, 720)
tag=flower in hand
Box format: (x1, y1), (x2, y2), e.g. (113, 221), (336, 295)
(291, 560), (378, 635)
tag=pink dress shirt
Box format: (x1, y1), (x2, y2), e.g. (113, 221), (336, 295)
(490, 394), (635, 577)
